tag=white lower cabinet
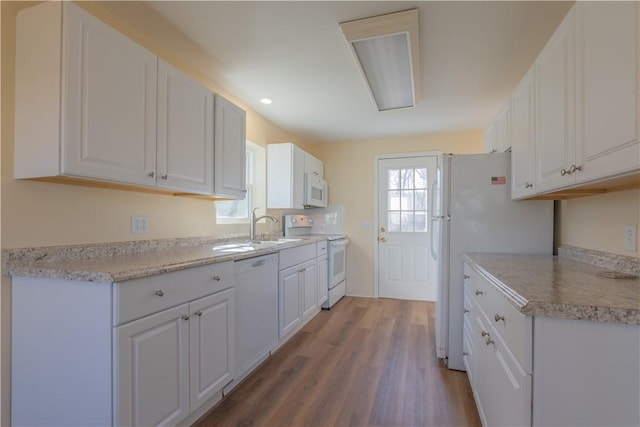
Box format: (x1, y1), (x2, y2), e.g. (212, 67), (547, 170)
(316, 241), (329, 307)
(464, 261), (640, 427)
(116, 304), (191, 427)
(464, 265), (531, 427)
(12, 261), (235, 427)
(278, 243), (319, 340)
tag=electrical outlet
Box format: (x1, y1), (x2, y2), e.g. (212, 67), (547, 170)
(624, 225), (637, 252)
(131, 216), (149, 234)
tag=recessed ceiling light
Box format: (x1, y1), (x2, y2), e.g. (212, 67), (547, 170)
(260, 98), (273, 105)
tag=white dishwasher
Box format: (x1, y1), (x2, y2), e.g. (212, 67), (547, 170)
(227, 253), (279, 391)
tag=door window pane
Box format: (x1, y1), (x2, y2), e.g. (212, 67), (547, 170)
(386, 166), (430, 233)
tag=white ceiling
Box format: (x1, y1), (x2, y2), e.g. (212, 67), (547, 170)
(140, 1), (573, 143)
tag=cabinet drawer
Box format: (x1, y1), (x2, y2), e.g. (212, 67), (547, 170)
(113, 261), (234, 326)
(484, 287), (532, 373)
(279, 243), (316, 270)
(316, 240), (328, 256)
(468, 267), (532, 372)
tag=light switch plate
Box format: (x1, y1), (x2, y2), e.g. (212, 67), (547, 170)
(624, 225), (637, 252)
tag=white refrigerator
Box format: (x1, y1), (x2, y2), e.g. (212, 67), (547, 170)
(432, 153), (553, 371)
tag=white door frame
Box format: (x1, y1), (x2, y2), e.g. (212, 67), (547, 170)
(373, 151), (442, 298)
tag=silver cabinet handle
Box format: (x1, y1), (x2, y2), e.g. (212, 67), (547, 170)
(494, 314), (505, 322)
(463, 351), (469, 356)
(569, 164), (582, 174)
(525, 183), (533, 188)
(463, 309), (469, 314)
(464, 274), (470, 280)
(485, 337), (495, 346)
(560, 168), (570, 176)
(242, 189), (248, 193)
(148, 171), (155, 178)
(182, 314), (190, 321)
(155, 290), (165, 297)
(161, 174), (168, 180)
(475, 290), (483, 296)
(212, 275), (221, 281)
(481, 330), (489, 337)
(194, 311), (203, 317)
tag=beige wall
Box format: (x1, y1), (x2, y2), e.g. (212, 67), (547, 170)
(309, 132), (484, 298)
(558, 189), (640, 258)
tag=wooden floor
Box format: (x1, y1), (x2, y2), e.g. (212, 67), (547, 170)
(195, 297), (481, 427)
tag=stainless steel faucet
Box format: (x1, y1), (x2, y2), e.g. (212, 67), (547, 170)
(250, 207), (278, 241)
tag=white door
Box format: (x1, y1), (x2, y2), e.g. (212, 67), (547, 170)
(377, 156), (438, 300)
(116, 304), (190, 427)
(279, 265), (301, 338)
(157, 60), (214, 194)
(189, 289), (235, 411)
(62, 3), (157, 186)
(301, 259), (317, 319)
(214, 95), (247, 198)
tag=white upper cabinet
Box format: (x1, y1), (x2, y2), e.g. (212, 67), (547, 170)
(15, 2), (247, 198)
(535, 7), (576, 193)
(574, 1), (639, 183)
(510, 68), (536, 199)
(214, 95), (247, 199)
(484, 101), (510, 154)
(15, 2), (158, 186)
(483, 122), (497, 154)
(304, 152), (323, 179)
(267, 143), (306, 209)
(157, 61), (214, 194)
(494, 102), (511, 154)
(534, 2), (639, 194)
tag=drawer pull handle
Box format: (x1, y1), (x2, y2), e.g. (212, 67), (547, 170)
(485, 337), (495, 346)
(525, 183), (533, 188)
(213, 275), (221, 281)
(155, 290), (165, 297)
(161, 174), (168, 180)
(464, 274), (470, 279)
(182, 315), (190, 321)
(463, 351), (469, 356)
(481, 330), (489, 337)
(194, 311), (203, 317)
(475, 290), (483, 296)
(148, 171), (155, 178)
(494, 314), (505, 322)
(560, 168), (570, 176)
(463, 309), (469, 314)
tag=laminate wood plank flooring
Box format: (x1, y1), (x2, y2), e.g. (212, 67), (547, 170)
(195, 297), (480, 427)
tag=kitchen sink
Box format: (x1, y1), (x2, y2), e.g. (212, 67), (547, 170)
(211, 238), (302, 253)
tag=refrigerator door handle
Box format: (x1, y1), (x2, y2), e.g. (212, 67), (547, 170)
(430, 178), (439, 261)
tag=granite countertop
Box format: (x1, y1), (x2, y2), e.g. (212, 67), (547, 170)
(3, 235), (327, 283)
(463, 252), (640, 325)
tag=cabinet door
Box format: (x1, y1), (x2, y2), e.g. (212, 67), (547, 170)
(535, 9), (576, 192)
(116, 304), (190, 427)
(189, 289), (235, 411)
(292, 145), (306, 209)
(305, 152), (323, 178)
(62, 3), (157, 186)
(279, 265), (302, 339)
(484, 122), (497, 153)
(575, 2), (639, 183)
(495, 102), (511, 153)
(511, 68), (536, 198)
(317, 255), (329, 306)
(301, 260), (317, 319)
(215, 95), (247, 198)
(157, 60), (214, 194)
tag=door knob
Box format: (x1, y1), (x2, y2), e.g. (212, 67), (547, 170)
(380, 227), (386, 232)
(379, 237), (386, 242)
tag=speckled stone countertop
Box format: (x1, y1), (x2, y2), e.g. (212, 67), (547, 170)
(463, 252), (640, 325)
(3, 235), (327, 283)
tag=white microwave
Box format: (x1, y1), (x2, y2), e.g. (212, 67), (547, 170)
(304, 173), (328, 208)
